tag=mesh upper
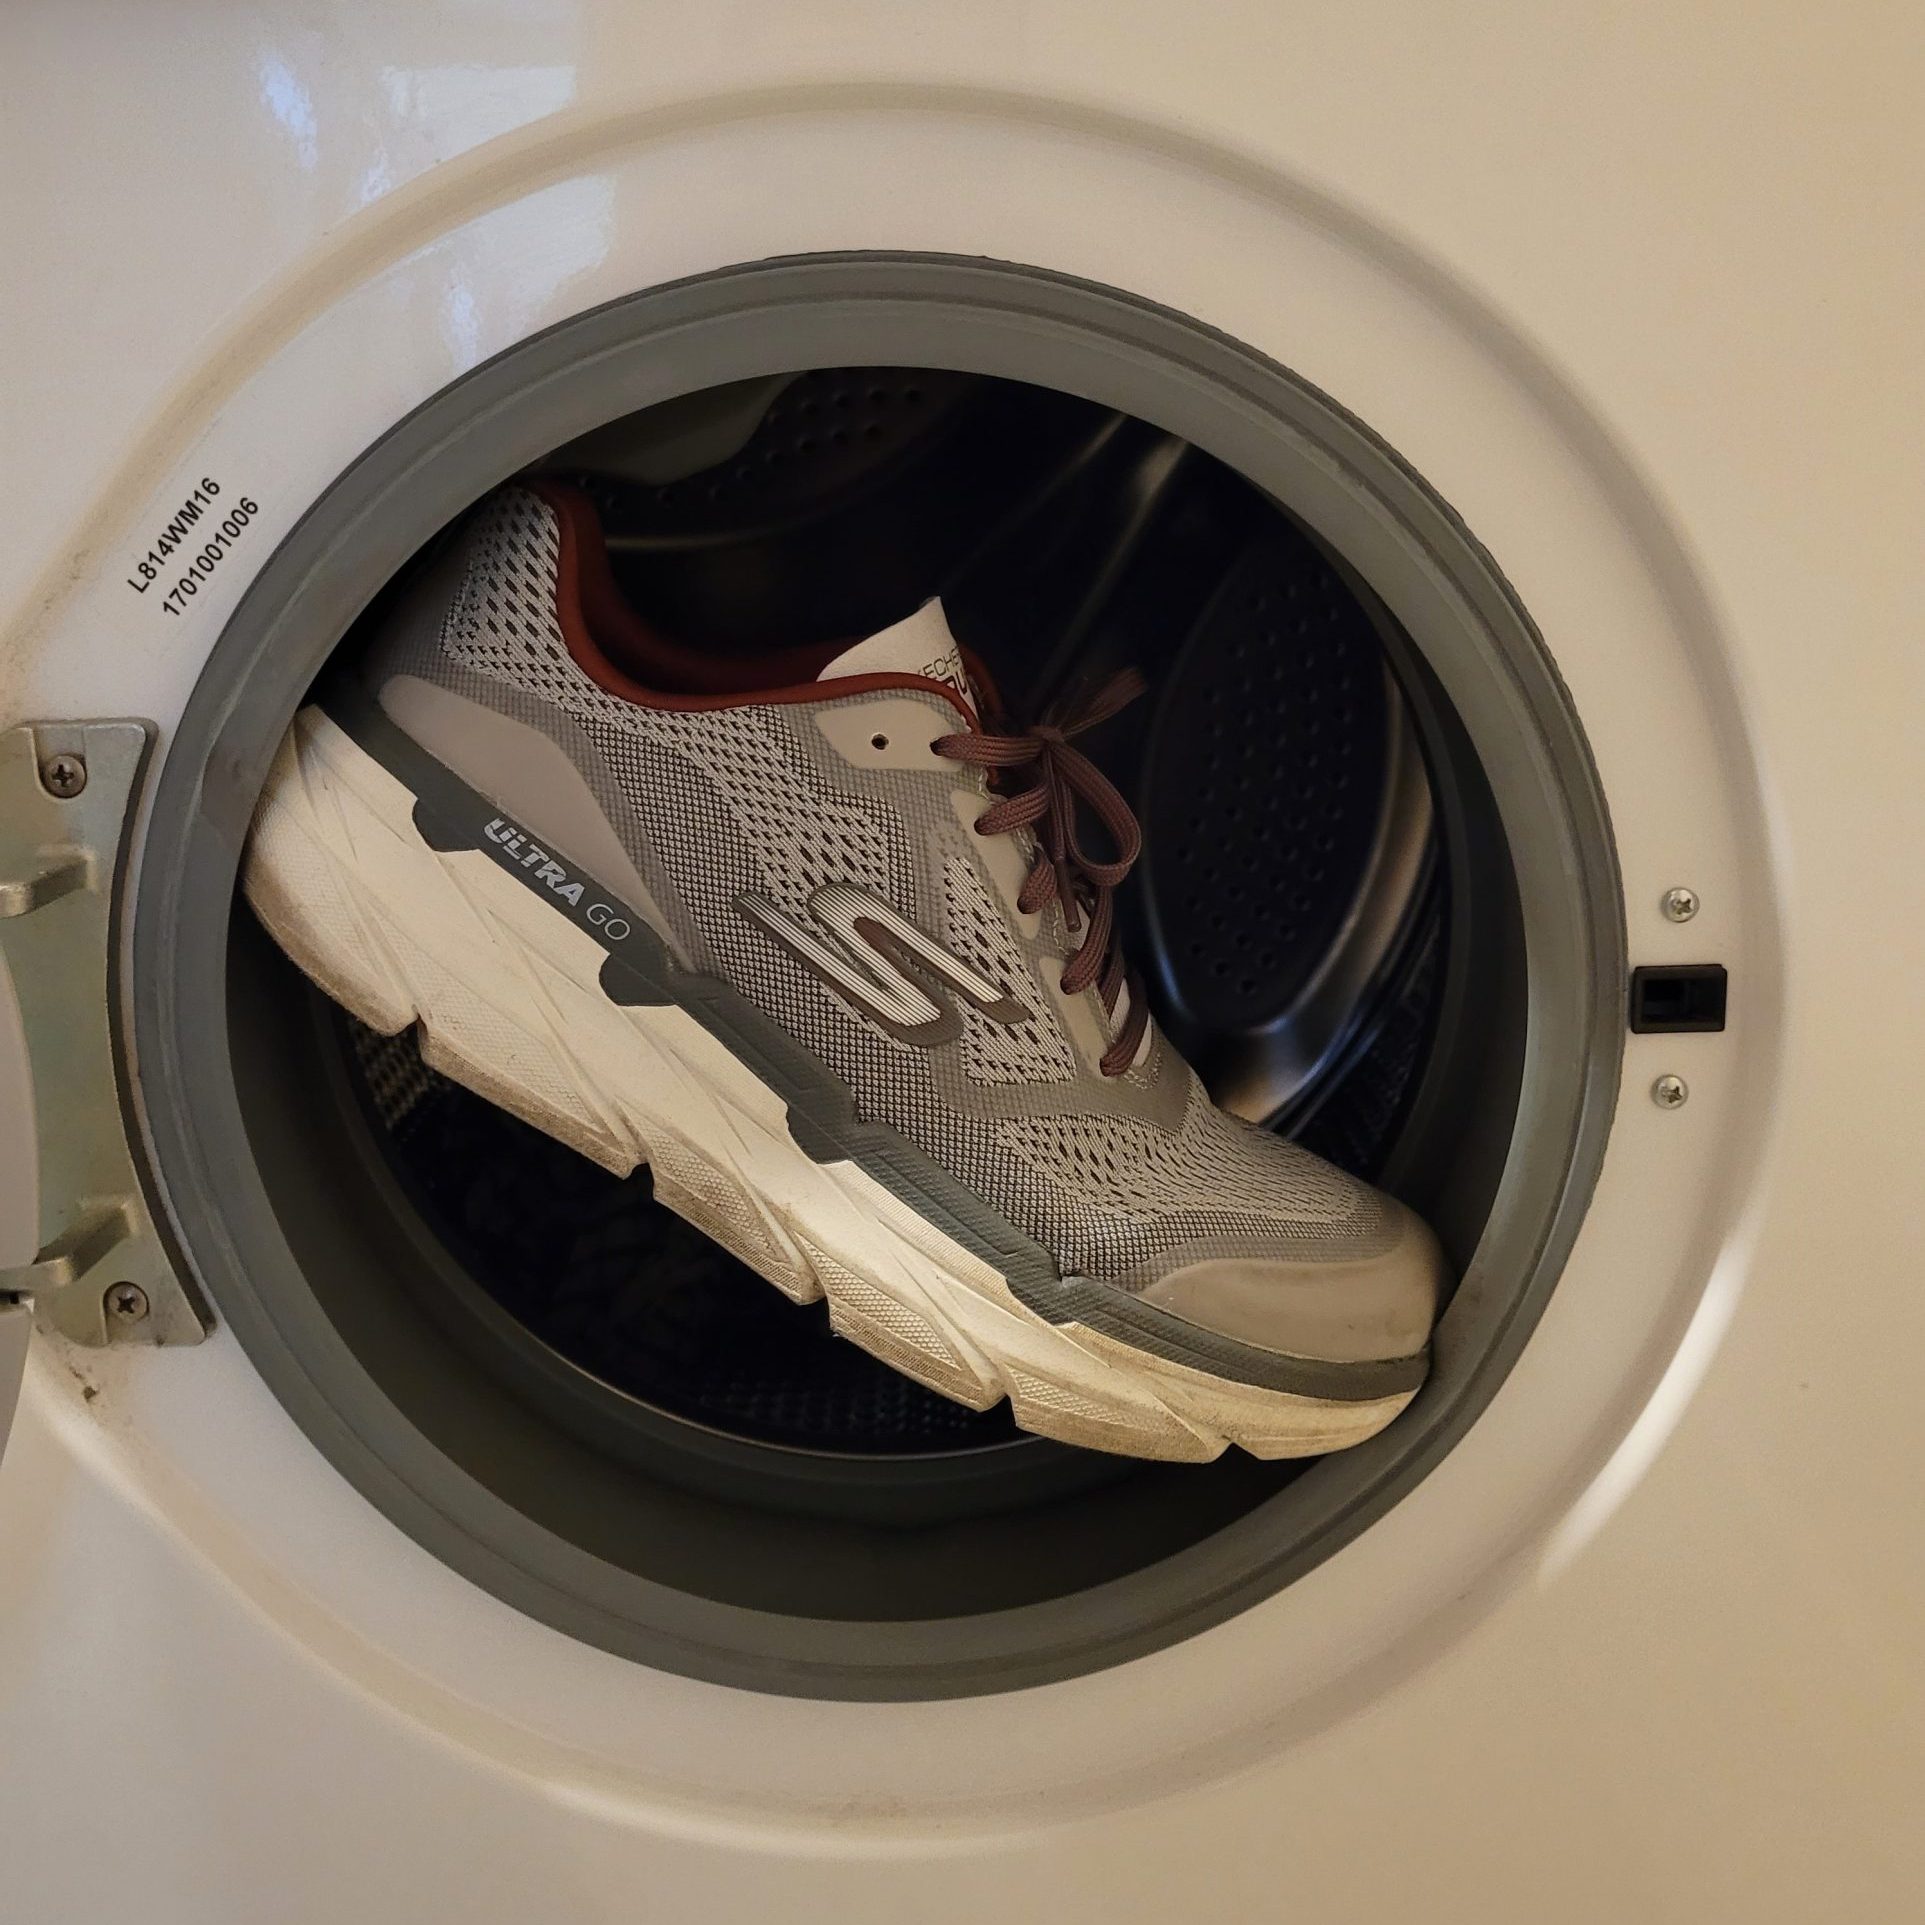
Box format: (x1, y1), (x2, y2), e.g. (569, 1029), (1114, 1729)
(940, 853), (1079, 1086)
(373, 488), (1400, 1288)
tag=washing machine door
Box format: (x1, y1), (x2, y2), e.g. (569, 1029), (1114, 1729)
(0, 1300), (22, 1464)
(0, 720), (53, 1467)
(0, 720), (208, 1462)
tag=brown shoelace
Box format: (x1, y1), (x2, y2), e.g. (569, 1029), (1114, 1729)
(935, 669), (1149, 1076)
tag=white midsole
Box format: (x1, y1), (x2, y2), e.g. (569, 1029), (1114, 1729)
(241, 706), (1413, 1461)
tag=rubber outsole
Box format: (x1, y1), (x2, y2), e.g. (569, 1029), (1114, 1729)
(240, 705), (1418, 1461)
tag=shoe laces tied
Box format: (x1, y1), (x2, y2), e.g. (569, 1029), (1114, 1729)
(934, 669), (1149, 1076)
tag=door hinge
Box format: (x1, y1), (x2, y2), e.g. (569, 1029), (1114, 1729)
(0, 723), (208, 1346)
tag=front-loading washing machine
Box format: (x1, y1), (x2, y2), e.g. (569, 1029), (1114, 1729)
(2, 6), (1919, 1919)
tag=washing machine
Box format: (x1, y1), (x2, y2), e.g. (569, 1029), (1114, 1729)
(2, 6), (1920, 1920)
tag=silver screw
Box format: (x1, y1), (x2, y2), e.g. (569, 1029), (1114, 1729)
(40, 752), (87, 799)
(1651, 1073), (1689, 1110)
(103, 1281), (150, 1324)
(1662, 886), (1699, 923)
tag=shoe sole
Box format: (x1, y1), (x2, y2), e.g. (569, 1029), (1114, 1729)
(241, 701), (1421, 1462)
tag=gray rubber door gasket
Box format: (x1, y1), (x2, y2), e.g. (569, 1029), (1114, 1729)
(130, 254), (1622, 1700)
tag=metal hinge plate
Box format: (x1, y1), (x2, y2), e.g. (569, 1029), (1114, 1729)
(0, 722), (208, 1346)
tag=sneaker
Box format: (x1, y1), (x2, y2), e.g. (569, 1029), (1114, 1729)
(244, 483), (1446, 1460)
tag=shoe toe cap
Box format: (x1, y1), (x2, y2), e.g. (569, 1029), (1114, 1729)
(1135, 1199), (1446, 1365)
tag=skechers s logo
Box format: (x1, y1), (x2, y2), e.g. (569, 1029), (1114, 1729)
(483, 817), (631, 940)
(737, 883), (1029, 1047)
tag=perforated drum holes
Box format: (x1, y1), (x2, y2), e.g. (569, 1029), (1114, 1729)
(1141, 530), (1392, 1029)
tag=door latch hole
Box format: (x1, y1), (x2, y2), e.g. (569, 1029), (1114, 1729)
(1629, 963), (1727, 1033)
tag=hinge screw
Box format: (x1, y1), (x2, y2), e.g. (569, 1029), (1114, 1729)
(103, 1281), (150, 1324)
(1651, 1073), (1689, 1110)
(40, 752), (88, 799)
(1661, 886), (1699, 923)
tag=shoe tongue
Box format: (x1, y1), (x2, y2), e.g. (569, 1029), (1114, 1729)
(816, 599), (971, 702)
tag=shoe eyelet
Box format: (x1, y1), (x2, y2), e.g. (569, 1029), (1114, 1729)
(870, 733), (890, 751)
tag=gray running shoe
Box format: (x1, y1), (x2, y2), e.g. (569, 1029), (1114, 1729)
(244, 483), (1445, 1459)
